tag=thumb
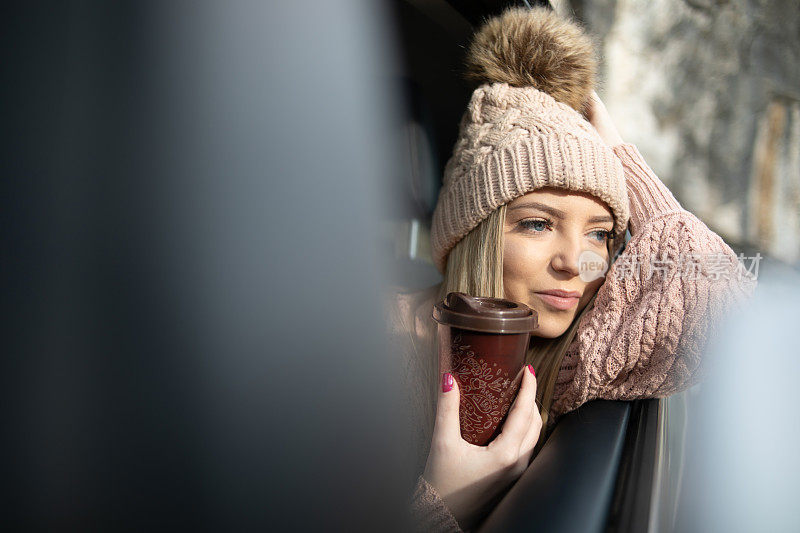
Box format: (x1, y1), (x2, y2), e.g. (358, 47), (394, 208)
(432, 372), (462, 442)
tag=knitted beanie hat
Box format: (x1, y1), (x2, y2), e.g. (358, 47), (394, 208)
(431, 6), (630, 274)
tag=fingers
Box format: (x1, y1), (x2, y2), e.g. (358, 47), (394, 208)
(520, 395), (543, 458)
(585, 91), (604, 120)
(584, 90), (600, 117)
(491, 365), (537, 452)
(432, 372), (462, 442)
(590, 90), (607, 107)
(585, 91), (623, 146)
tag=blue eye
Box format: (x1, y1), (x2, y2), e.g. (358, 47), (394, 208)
(590, 230), (611, 242)
(520, 218), (551, 232)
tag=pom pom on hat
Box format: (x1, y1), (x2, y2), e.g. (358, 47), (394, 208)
(464, 6), (597, 114)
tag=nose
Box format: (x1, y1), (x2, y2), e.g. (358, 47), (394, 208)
(550, 235), (581, 277)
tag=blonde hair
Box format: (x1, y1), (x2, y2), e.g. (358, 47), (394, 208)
(435, 204), (623, 453)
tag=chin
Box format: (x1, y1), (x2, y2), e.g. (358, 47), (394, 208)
(530, 316), (572, 338)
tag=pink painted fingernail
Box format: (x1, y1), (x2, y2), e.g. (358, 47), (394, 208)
(442, 372), (454, 393)
(527, 364), (536, 377)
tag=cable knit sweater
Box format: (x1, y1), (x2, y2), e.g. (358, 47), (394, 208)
(387, 142), (758, 532)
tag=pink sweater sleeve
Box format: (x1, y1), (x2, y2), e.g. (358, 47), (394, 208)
(408, 475), (464, 532)
(551, 143), (758, 418)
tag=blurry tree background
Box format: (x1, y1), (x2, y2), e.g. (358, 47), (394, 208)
(559, 0), (800, 267)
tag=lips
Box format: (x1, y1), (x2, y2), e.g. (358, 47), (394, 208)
(537, 289), (581, 298)
(535, 289), (581, 311)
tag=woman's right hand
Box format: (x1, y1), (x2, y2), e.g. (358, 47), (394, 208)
(422, 365), (542, 530)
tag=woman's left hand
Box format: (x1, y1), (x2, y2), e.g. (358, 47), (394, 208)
(585, 91), (624, 147)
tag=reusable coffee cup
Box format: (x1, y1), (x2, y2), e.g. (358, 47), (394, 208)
(432, 292), (538, 446)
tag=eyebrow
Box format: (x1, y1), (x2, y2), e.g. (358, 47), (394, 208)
(507, 201), (614, 225)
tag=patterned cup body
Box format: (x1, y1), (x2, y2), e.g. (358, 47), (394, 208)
(437, 324), (530, 446)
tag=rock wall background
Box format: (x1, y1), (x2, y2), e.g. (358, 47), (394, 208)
(561, 0), (800, 266)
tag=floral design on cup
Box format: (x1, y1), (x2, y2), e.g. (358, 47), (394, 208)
(451, 334), (524, 445)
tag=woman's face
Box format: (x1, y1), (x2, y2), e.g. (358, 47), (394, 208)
(503, 187), (615, 338)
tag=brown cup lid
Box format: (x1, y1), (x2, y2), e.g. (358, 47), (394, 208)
(432, 292), (538, 334)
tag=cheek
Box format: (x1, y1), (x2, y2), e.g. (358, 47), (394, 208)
(580, 277), (604, 306)
(502, 234), (547, 298)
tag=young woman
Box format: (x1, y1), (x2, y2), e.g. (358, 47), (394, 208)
(387, 7), (757, 532)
